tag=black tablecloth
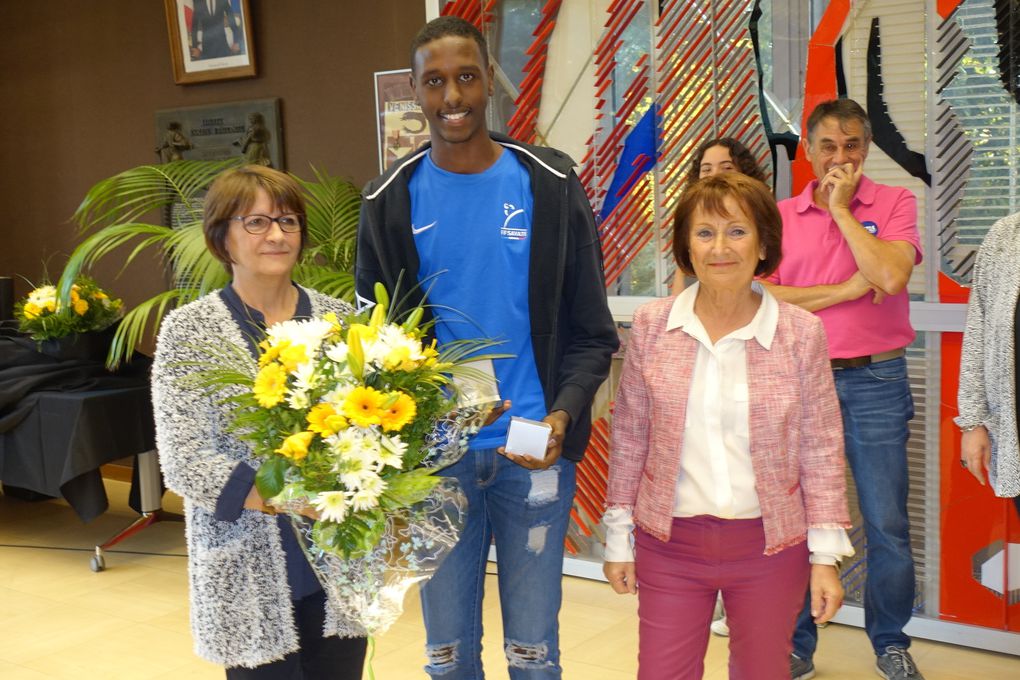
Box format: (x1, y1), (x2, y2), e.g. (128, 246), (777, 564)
(0, 335), (155, 522)
(0, 386), (155, 522)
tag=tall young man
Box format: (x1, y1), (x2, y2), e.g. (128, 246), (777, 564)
(355, 16), (618, 679)
(764, 99), (925, 680)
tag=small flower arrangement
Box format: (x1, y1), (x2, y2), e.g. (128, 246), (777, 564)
(185, 283), (499, 633)
(15, 276), (123, 341)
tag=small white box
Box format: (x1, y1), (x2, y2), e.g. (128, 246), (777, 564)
(505, 416), (552, 460)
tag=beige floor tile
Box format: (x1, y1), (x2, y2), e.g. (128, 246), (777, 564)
(0, 661), (52, 680)
(19, 622), (198, 680)
(0, 585), (61, 613)
(561, 659), (636, 680)
(142, 605), (194, 635)
(1, 547), (160, 601)
(149, 659), (223, 680)
(0, 601), (134, 665)
(59, 568), (189, 623)
(561, 618), (637, 672)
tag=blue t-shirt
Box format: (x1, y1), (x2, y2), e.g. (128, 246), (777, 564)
(409, 150), (546, 449)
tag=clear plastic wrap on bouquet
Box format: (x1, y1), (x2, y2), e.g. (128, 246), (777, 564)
(420, 402), (493, 469)
(288, 478), (467, 635)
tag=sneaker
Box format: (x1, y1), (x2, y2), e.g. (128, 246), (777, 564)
(875, 646), (925, 679)
(790, 654), (816, 680)
(710, 616), (729, 637)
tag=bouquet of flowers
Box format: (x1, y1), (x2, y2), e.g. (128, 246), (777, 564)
(15, 276), (123, 341)
(189, 284), (499, 634)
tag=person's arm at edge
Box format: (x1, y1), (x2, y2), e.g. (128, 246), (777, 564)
(602, 304), (652, 595)
(761, 273), (875, 312)
(795, 313), (850, 623)
(956, 236), (993, 485)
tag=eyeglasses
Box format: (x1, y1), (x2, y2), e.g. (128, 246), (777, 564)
(232, 213), (304, 234)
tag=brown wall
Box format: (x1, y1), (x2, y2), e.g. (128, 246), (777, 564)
(0, 0), (424, 319)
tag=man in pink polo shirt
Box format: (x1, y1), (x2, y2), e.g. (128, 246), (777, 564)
(764, 99), (925, 680)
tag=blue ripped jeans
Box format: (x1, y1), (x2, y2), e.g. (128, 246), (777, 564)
(793, 356), (916, 659)
(420, 448), (577, 679)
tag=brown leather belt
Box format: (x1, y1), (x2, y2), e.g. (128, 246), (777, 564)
(830, 348), (905, 370)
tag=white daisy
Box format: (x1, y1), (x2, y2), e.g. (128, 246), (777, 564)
(266, 317), (334, 356)
(312, 491), (349, 523)
(378, 435), (407, 469)
(350, 473), (387, 511)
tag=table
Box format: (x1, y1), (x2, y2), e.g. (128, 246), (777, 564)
(0, 385), (156, 523)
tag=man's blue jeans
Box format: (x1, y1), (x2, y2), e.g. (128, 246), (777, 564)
(793, 356), (916, 659)
(420, 448), (577, 679)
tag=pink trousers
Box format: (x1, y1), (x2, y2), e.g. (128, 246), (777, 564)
(635, 516), (809, 680)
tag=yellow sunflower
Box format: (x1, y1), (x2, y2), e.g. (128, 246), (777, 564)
(278, 343), (309, 372)
(342, 386), (385, 427)
(253, 363), (288, 408)
(307, 403), (348, 437)
(379, 392), (417, 432)
(70, 289), (89, 315)
(258, 338), (289, 367)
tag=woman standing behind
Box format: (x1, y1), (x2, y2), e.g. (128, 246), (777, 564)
(685, 137), (768, 186)
(603, 173), (852, 679)
(152, 166), (367, 678)
(957, 210), (1020, 509)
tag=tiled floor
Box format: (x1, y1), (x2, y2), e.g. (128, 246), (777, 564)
(0, 480), (1017, 679)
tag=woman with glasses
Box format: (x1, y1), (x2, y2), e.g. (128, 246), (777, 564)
(151, 165), (367, 678)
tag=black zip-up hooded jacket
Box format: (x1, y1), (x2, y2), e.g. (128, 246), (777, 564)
(355, 132), (619, 462)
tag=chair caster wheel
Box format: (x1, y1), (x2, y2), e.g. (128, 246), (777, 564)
(90, 554), (106, 572)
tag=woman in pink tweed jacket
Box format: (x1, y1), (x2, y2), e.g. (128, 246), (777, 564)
(602, 174), (852, 679)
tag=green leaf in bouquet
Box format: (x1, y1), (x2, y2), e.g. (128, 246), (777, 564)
(381, 468), (442, 509)
(315, 509), (387, 559)
(255, 456), (289, 500)
(172, 340), (256, 395)
(347, 509), (388, 558)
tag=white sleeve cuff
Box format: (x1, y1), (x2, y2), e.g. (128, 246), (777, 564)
(807, 527), (854, 564)
(601, 506), (635, 562)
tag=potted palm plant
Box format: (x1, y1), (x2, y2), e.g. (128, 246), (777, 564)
(58, 159), (361, 367)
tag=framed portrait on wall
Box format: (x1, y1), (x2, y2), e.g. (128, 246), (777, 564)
(164, 0), (256, 84)
(374, 69), (430, 172)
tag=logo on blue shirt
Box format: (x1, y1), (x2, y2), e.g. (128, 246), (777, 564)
(500, 202), (528, 241)
(861, 220), (879, 235)
(412, 220), (438, 235)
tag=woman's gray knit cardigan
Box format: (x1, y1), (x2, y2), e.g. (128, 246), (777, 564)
(956, 211), (1020, 497)
(151, 287), (361, 668)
